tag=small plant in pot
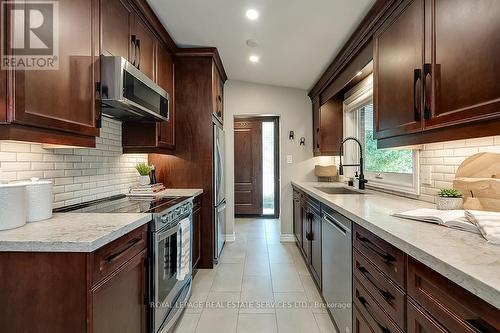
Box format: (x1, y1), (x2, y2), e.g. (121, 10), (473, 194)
(135, 163), (152, 186)
(436, 188), (463, 210)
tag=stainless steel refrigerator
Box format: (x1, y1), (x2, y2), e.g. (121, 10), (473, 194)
(213, 123), (226, 262)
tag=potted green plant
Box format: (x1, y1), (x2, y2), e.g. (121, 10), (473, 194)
(135, 163), (152, 186)
(436, 188), (463, 210)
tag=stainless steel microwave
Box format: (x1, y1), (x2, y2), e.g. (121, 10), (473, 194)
(100, 56), (168, 122)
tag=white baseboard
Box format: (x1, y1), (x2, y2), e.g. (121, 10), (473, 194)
(224, 233), (236, 242)
(280, 234), (296, 242)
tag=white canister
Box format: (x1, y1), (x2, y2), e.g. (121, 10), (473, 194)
(0, 183), (27, 230)
(23, 178), (53, 222)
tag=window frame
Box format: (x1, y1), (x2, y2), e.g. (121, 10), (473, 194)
(343, 75), (420, 196)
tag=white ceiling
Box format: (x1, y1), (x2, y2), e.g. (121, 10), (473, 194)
(147, 0), (375, 90)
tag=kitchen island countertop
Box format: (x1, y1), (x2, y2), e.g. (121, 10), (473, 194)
(0, 213), (152, 252)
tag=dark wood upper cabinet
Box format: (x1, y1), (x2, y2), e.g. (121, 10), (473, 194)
(120, 2), (177, 153)
(0, 0), (100, 147)
(312, 96), (321, 155)
(133, 14), (156, 81)
(320, 97), (343, 156)
(212, 65), (224, 124)
(156, 42), (175, 149)
(313, 96), (343, 156)
(374, 0), (424, 140)
(424, 0), (500, 130)
(101, 0), (133, 59)
(374, 0), (500, 146)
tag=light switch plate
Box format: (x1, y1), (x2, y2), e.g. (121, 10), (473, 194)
(286, 155), (293, 164)
(421, 165), (432, 185)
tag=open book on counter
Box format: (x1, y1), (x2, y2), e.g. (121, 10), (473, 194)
(393, 208), (480, 234)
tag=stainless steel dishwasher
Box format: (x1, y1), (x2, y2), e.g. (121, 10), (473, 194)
(322, 207), (352, 333)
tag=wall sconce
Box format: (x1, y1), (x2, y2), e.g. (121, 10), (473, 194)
(299, 137), (306, 146)
(289, 131), (294, 140)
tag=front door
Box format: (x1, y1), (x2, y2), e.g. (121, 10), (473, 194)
(234, 120), (263, 215)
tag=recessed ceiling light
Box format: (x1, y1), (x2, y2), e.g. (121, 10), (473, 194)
(356, 71), (363, 76)
(246, 9), (259, 20)
(249, 55), (260, 63)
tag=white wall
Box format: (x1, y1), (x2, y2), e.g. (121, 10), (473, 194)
(224, 80), (336, 237)
(0, 117), (147, 209)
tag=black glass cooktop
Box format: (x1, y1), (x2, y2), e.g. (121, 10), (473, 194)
(53, 194), (189, 214)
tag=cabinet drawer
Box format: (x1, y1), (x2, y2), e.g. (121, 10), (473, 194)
(353, 304), (376, 333)
(92, 225), (148, 286)
(407, 257), (500, 333)
(353, 225), (405, 287)
(353, 249), (405, 329)
(408, 299), (448, 333)
(353, 277), (403, 333)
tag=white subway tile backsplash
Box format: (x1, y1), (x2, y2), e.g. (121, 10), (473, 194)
(419, 135), (500, 204)
(0, 152), (16, 161)
(0, 118), (147, 207)
(17, 153), (43, 161)
(465, 137), (494, 147)
(1, 142), (31, 152)
(1, 161), (31, 171)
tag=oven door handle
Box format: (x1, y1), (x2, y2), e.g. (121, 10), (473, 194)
(156, 224), (180, 243)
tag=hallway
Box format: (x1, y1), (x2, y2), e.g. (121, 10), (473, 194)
(174, 218), (337, 333)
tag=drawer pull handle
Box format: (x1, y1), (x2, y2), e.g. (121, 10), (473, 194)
(465, 318), (497, 333)
(103, 237), (142, 264)
(358, 266), (394, 302)
(358, 296), (391, 333)
(358, 236), (395, 264)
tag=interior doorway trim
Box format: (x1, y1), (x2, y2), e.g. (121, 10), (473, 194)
(234, 115), (280, 219)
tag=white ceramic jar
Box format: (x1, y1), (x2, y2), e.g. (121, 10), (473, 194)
(0, 183), (27, 230)
(22, 178), (53, 222)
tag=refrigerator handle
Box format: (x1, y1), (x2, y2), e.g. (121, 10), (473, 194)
(217, 201), (226, 212)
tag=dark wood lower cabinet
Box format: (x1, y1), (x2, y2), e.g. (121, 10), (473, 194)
(407, 299), (448, 333)
(293, 190), (321, 288)
(352, 225), (500, 333)
(354, 304), (377, 333)
(0, 225), (148, 333)
(92, 249), (148, 333)
(293, 190), (303, 247)
(290, 191), (500, 333)
(309, 206), (322, 286)
(192, 195), (202, 271)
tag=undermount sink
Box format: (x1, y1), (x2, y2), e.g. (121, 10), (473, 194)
(315, 187), (366, 195)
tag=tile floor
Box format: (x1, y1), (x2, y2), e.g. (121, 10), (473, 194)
(173, 218), (338, 333)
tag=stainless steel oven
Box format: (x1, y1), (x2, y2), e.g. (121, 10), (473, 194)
(151, 204), (193, 333)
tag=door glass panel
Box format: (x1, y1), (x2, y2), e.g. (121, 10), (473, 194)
(262, 122), (275, 215)
(157, 232), (178, 302)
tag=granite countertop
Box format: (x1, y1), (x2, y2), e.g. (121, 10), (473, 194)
(292, 181), (500, 310)
(0, 188), (203, 253)
(0, 213), (152, 252)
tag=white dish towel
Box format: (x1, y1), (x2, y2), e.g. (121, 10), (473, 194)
(465, 210), (500, 245)
(177, 217), (191, 280)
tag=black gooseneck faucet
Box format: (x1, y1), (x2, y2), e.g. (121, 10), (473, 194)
(338, 137), (368, 190)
